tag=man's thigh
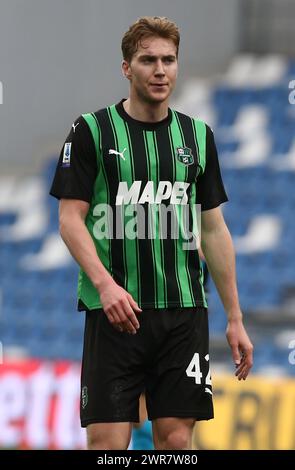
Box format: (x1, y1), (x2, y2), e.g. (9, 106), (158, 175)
(152, 417), (196, 450)
(87, 422), (132, 450)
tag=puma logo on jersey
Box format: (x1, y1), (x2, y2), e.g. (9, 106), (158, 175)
(109, 148), (127, 161)
(72, 122), (79, 132)
(116, 181), (190, 205)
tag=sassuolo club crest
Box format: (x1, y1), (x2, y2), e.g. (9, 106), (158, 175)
(176, 146), (194, 165)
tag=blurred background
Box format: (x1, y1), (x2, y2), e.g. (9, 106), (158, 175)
(0, 0), (295, 450)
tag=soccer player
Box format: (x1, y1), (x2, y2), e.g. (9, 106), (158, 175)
(50, 16), (253, 450)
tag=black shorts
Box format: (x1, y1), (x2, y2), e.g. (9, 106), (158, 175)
(80, 307), (214, 427)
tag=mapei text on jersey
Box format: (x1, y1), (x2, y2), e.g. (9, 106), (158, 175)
(115, 181), (190, 205)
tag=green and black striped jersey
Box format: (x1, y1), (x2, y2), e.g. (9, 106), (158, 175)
(50, 99), (228, 310)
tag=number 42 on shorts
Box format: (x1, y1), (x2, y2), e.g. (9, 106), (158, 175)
(186, 353), (212, 386)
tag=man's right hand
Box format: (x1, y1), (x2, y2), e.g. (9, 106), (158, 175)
(97, 278), (142, 334)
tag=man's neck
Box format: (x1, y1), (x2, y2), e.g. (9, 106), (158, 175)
(123, 98), (169, 123)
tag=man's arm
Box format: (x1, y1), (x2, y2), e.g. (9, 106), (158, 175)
(59, 199), (141, 334)
(200, 206), (253, 380)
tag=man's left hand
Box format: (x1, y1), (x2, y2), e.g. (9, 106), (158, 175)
(226, 319), (254, 380)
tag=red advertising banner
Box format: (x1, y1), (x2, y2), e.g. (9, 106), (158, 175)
(0, 360), (86, 449)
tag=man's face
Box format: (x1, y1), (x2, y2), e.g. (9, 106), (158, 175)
(122, 36), (178, 105)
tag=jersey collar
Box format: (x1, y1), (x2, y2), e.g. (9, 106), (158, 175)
(115, 99), (172, 131)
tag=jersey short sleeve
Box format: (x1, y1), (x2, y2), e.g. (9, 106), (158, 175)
(49, 116), (98, 203)
(196, 124), (228, 211)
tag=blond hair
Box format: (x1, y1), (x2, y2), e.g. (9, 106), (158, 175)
(121, 16), (180, 62)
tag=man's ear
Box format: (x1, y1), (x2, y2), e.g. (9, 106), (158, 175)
(122, 60), (131, 80)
